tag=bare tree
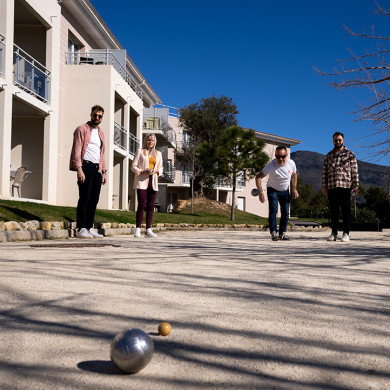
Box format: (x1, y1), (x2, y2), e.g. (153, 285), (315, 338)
(175, 137), (203, 214)
(315, 2), (390, 158)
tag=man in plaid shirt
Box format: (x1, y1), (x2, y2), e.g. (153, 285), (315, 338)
(322, 132), (359, 242)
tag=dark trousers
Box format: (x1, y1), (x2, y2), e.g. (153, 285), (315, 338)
(267, 187), (290, 235)
(136, 176), (156, 229)
(328, 188), (351, 235)
(77, 162), (102, 230)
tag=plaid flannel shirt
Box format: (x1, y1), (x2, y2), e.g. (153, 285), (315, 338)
(322, 147), (359, 190)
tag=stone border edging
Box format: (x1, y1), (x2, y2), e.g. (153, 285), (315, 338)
(0, 220), (327, 242)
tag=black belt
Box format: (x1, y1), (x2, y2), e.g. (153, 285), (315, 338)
(83, 160), (99, 167)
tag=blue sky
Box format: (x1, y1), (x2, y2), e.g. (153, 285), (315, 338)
(91, 0), (390, 165)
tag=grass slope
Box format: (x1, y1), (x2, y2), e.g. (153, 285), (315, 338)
(0, 199), (267, 226)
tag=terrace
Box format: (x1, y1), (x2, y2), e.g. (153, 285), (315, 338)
(65, 49), (143, 99)
(14, 44), (51, 103)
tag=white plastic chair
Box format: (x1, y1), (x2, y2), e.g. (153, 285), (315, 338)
(12, 167), (26, 197)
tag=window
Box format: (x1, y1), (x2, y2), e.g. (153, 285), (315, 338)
(182, 130), (191, 146)
(67, 34), (81, 64)
(146, 117), (160, 130)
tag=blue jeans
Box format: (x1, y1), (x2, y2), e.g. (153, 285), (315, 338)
(267, 187), (290, 235)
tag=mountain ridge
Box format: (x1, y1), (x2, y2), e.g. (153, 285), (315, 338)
(291, 150), (390, 191)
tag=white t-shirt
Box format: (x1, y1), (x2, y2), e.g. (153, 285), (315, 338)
(262, 159), (296, 191)
(83, 128), (101, 164)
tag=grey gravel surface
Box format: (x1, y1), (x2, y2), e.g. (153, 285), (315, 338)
(0, 230), (389, 390)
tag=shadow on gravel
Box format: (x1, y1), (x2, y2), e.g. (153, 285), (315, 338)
(77, 360), (125, 375)
(1, 233), (389, 389)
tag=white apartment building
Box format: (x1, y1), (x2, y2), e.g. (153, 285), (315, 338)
(143, 106), (301, 217)
(0, 0), (301, 218)
(0, 0), (160, 211)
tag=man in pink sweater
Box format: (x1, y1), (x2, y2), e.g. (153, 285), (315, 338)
(69, 105), (107, 238)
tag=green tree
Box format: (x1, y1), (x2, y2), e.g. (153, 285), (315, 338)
(177, 95), (239, 196)
(291, 178), (328, 218)
(291, 178), (312, 217)
(365, 187), (390, 223)
(354, 208), (377, 223)
(199, 126), (269, 221)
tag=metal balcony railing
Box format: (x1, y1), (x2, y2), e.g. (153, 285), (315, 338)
(0, 33), (5, 77)
(14, 44), (51, 103)
(153, 104), (178, 117)
(65, 50), (143, 98)
(182, 171), (192, 185)
(129, 132), (139, 156)
(162, 160), (175, 182)
(216, 176), (244, 190)
(143, 114), (176, 146)
(114, 122), (127, 151)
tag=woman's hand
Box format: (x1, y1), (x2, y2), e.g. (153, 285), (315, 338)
(142, 169), (155, 175)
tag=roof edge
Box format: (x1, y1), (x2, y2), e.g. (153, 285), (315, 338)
(70, 0), (161, 105)
(249, 128), (301, 146)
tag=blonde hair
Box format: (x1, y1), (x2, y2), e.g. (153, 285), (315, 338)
(142, 133), (157, 156)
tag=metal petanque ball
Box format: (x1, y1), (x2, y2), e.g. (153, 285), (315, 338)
(251, 188), (260, 197)
(110, 328), (154, 373)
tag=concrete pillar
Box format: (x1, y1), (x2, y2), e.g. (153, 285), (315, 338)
(122, 157), (129, 210)
(0, 0), (14, 199)
(42, 10), (60, 203)
(105, 108), (114, 210)
(121, 102), (130, 210)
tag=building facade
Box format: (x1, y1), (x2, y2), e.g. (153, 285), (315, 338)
(0, 0), (301, 219)
(0, 0), (160, 211)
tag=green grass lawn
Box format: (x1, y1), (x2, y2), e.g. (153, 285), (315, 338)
(0, 199), (268, 226)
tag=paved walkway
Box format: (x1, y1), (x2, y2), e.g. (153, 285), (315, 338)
(0, 230), (389, 389)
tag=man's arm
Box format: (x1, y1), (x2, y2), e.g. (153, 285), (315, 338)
(72, 127), (85, 183)
(350, 152), (359, 194)
(255, 171), (266, 203)
(321, 156), (328, 196)
(291, 172), (299, 199)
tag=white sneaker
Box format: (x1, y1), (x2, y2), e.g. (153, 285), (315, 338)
(76, 228), (93, 239)
(327, 233), (337, 241)
(88, 228), (103, 238)
(134, 228), (141, 238)
(145, 228), (157, 238)
(341, 233), (350, 242)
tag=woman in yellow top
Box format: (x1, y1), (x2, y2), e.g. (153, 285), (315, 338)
(131, 133), (163, 237)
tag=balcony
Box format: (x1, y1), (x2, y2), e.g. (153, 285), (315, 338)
(154, 104), (178, 117)
(13, 44), (51, 103)
(129, 132), (139, 156)
(0, 33), (5, 77)
(182, 171), (192, 185)
(114, 122), (127, 151)
(162, 160), (175, 182)
(65, 50), (142, 99)
(143, 114), (176, 147)
(14, 44), (51, 103)
(114, 122), (140, 157)
(216, 176), (244, 190)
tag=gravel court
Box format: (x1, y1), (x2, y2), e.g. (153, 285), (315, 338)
(0, 230), (389, 389)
